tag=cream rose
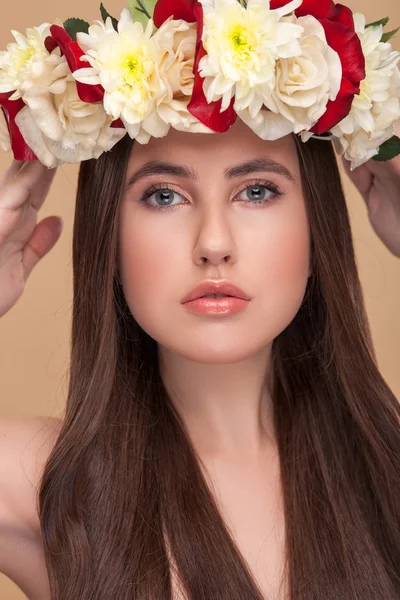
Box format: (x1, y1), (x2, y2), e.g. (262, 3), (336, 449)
(0, 109), (11, 152)
(333, 13), (400, 137)
(156, 19), (196, 97)
(332, 65), (400, 169)
(330, 13), (400, 169)
(267, 14), (342, 133)
(14, 52), (126, 168)
(154, 18), (215, 134)
(332, 124), (395, 170)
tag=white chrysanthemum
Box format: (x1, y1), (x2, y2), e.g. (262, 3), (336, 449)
(73, 8), (170, 141)
(0, 23), (51, 100)
(14, 52), (126, 168)
(330, 13), (400, 168)
(197, 0), (304, 116)
(0, 109), (11, 152)
(267, 15), (342, 133)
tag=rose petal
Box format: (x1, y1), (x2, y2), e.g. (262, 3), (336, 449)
(0, 108), (11, 152)
(237, 106), (294, 140)
(153, 0), (196, 28)
(270, 0), (337, 20)
(0, 93), (37, 160)
(49, 25), (104, 103)
(14, 105), (61, 167)
(310, 18), (365, 133)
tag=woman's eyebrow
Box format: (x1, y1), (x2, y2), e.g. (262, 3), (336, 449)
(125, 157), (295, 190)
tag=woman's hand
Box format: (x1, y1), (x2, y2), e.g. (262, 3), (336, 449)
(341, 120), (400, 258)
(0, 160), (61, 318)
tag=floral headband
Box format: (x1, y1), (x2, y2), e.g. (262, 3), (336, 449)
(0, 0), (399, 170)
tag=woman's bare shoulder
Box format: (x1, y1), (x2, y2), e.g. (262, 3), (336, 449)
(0, 415), (63, 536)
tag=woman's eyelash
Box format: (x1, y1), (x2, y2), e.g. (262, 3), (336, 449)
(138, 179), (284, 211)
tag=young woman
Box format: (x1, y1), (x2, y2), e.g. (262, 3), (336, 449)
(0, 1), (399, 599)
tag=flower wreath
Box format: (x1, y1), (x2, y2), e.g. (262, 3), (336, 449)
(0, 0), (399, 170)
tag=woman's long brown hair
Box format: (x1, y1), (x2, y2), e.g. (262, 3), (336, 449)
(37, 132), (400, 599)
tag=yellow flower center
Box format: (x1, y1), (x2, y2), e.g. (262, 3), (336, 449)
(228, 24), (254, 60)
(109, 41), (156, 120)
(12, 45), (36, 72)
(354, 63), (373, 105)
(122, 55), (144, 85)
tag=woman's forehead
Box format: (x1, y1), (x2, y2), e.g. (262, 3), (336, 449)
(127, 120), (299, 177)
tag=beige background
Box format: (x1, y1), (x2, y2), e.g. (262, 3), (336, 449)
(1, 0), (399, 597)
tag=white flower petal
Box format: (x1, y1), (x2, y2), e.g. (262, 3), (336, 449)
(237, 106), (294, 140)
(142, 109), (170, 138)
(23, 89), (66, 140)
(11, 30), (29, 49)
(353, 13), (365, 35)
(76, 31), (99, 52)
(0, 110), (11, 152)
(15, 106), (64, 168)
(72, 68), (101, 85)
(118, 7), (135, 29)
(47, 78), (68, 94)
(274, 0), (303, 18)
(121, 118), (141, 139)
(300, 130), (314, 143)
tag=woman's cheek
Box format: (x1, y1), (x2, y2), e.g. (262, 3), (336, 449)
(118, 218), (178, 324)
(254, 221), (311, 335)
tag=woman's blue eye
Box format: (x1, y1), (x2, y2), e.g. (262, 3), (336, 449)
(139, 181), (283, 210)
(239, 185), (273, 203)
(149, 188), (178, 208)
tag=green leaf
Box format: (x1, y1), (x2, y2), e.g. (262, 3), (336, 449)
(381, 27), (400, 43)
(63, 17), (90, 40)
(372, 135), (400, 162)
(99, 3), (119, 31)
(128, 0), (158, 28)
(366, 16), (389, 28)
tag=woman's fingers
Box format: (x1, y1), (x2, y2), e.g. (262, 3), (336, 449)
(0, 159), (26, 187)
(0, 160), (57, 211)
(22, 215), (63, 280)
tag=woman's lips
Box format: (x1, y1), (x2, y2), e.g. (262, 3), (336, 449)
(182, 296), (250, 315)
(181, 280), (251, 303)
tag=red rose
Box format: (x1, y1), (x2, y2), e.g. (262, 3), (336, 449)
(153, 0), (237, 132)
(270, 0), (366, 133)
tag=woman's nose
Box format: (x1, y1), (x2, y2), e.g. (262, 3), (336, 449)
(192, 208), (237, 267)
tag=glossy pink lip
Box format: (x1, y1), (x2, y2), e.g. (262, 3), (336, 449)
(181, 280), (251, 303)
(183, 297), (249, 315)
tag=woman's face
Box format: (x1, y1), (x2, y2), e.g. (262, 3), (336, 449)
(118, 118), (311, 364)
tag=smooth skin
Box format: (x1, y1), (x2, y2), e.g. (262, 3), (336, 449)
(0, 118), (399, 599)
(118, 119), (311, 459)
(0, 160), (61, 318)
